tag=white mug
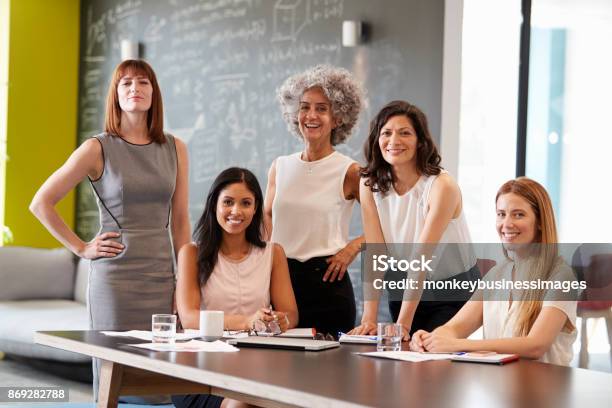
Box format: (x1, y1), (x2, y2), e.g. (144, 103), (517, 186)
(199, 310), (224, 341)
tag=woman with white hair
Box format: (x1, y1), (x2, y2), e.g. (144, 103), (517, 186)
(264, 65), (364, 336)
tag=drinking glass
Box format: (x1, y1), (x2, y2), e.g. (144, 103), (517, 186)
(377, 322), (402, 352)
(152, 314), (176, 344)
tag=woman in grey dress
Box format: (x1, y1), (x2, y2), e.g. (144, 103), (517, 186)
(30, 59), (190, 401)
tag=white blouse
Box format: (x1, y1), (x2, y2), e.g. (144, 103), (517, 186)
(483, 260), (577, 366)
(271, 151), (356, 261)
(373, 171), (476, 279)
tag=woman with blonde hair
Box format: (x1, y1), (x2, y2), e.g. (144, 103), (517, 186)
(410, 177), (577, 365)
(30, 59), (190, 398)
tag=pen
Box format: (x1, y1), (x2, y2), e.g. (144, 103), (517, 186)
(265, 305), (276, 319)
(418, 351), (466, 355)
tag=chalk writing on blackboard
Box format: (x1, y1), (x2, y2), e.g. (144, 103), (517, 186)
(272, 0), (312, 42)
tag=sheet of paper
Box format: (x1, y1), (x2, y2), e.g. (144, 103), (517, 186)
(358, 351), (455, 362)
(128, 340), (239, 352)
(339, 334), (377, 344)
(102, 330), (155, 341)
(102, 329), (249, 340)
(222, 331), (250, 339)
(178, 329), (250, 339)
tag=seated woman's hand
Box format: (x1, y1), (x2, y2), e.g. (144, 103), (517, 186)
(249, 308), (271, 326)
(269, 311), (291, 332)
(420, 332), (462, 353)
(249, 308), (290, 333)
(348, 320), (377, 336)
(409, 330), (429, 351)
(238, 309), (269, 332)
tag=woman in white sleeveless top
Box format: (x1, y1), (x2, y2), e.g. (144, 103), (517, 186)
(175, 167), (298, 408)
(264, 65), (364, 335)
(410, 178), (577, 366)
(350, 100), (478, 340)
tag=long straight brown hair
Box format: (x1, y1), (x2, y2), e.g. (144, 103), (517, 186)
(104, 59), (165, 144)
(496, 177), (571, 336)
(193, 168), (266, 287)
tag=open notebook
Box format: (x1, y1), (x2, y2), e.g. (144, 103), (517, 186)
(278, 328), (316, 338)
(451, 353), (519, 365)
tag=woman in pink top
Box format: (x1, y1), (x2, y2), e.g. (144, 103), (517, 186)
(176, 167), (298, 331)
(174, 167), (298, 408)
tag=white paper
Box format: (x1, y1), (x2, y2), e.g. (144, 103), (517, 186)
(222, 331), (250, 339)
(129, 340), (239, 352)
(339, 334), (377, 344)
(102, 330), (155, 341)
(358, 351), (455, 362)
(102, 329), (249, 340)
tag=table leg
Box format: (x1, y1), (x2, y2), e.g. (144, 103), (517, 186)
(97, 359), (123, 408)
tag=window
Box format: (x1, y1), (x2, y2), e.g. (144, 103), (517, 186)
(526, 0), (612, 242)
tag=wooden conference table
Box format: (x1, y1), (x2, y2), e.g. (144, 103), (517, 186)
(35, 331), (611, 408)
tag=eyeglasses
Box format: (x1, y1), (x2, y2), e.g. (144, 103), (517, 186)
(254, 318), (281, 336)
(314, 332), (336, 341)
(226, 319), (281, 337)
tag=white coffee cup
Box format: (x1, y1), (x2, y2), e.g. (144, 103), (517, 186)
(199, 310), (224, 341)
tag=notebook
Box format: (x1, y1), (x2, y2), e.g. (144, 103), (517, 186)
(226, 336), (339, 351)
(278, 328), (316, 338)
(451, 353), (519, 365)
(338, 333), (377, 344)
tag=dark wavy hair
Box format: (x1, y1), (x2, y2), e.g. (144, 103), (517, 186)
(193, 167), (266, 287)
(361, 100), (442, 194)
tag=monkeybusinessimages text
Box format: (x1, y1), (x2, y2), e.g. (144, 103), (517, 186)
(369, 255), (586, 293)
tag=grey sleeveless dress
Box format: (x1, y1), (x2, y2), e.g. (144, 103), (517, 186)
(88, 132), (177, 402)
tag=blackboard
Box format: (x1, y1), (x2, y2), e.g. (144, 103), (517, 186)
(75, 0), (444, 319)
(76, 0), (444, 236)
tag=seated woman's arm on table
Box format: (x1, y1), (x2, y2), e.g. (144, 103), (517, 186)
(269, 243), (299, 331)
(410, 295), (571, 359)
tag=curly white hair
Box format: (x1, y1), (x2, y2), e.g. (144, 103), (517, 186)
(277, 64), (363, 145)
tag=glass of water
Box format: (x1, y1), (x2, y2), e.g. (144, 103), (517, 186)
(152, 314), (176, 344)
(377, 322), (402, 352)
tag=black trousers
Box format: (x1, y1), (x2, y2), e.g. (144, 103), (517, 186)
(388, 264), (480, 336)
(389, 299), (465, 336)
(288, 256), (357, 336)
(171, 394), (223, 408)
